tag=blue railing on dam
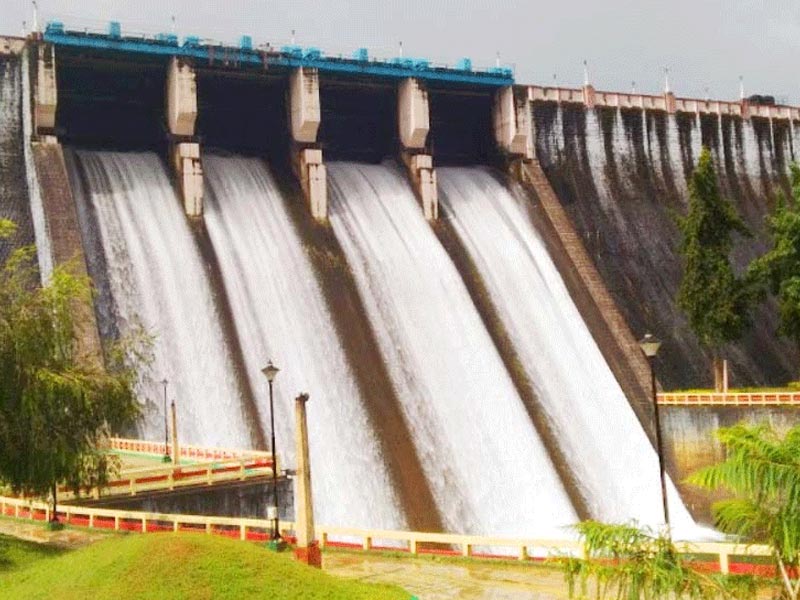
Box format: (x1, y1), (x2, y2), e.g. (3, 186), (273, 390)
(42, 21), (514, 87)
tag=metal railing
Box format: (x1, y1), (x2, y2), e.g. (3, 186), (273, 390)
(108, 437), (272, 462)
(0, 494), (292, 541)
(0, 494), (774, 575)
(528, 83), (800, 121)
(41, 438), (278, 501)
(40, 17), (514, 78)
(57, 457), (275, 502)
(658, 392), (800, 406)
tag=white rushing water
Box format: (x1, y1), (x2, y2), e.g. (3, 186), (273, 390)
(203, 155), (404, 530)
(327, 161), (578, 538)
(438, 168), (699, 537)
(19, 48), (53, 280)
(69, 150), (250, 446)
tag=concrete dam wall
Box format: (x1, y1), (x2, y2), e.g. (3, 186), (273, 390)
(3, 22), (800, 535)
(0, 46), (33, 261)
(533, 97), (799, 389)
(663, 405), (800, 521)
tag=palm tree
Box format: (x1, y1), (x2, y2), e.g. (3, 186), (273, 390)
(689, 423), (800, 600)
(559, 521), (755, 599)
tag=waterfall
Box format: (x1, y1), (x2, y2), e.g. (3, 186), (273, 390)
(67, 150), (250, 446)
(327, 161), (578, 538)
(740, 118), (764, 185)
(202, 155), (404, 531)
(19, 48), (52, 279)
(438, 167), (698, 537)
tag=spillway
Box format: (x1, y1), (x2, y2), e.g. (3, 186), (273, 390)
(438, 167), (697, 536)
(67, 150), (251, 446)
(327, 161), (578, 537)
(202, 155), (404, 530)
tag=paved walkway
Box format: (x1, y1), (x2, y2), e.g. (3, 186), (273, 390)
(0, 517), (106, 549)
(323, 552), (569, 599)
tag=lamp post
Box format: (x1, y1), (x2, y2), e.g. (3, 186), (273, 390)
(261, 361), (280, 542)
(170, 399), (179, 464)
(160, 378), (170, 463)
(639, 333), (669, 530)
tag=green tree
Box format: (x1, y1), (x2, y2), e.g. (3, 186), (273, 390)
(557, 521), (755, 599)
(688, 422), (800, 600)
(678, 146), (753, 390)
(0, 220), (143, 518)
(749, 163), (800, 371)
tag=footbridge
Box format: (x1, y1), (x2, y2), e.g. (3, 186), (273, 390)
(57, 437), (277, 503)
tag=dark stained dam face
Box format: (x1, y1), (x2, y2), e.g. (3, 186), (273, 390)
(0, 54), (33, 261)
(533, 101), (798, 389)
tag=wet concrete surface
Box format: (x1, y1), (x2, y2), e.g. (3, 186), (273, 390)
(323, 552), (569, 599)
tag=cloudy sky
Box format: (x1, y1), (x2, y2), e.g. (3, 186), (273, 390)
(3, 0), (799, 103)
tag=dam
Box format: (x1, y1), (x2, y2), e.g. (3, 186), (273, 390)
(2, 20), (799, 538)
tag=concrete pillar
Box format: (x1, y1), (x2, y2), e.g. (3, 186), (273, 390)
(494, 86), (515, 151)
(166, 57), (197, 137)
(166, 58), (202, 217)
(34, 44), (57, 136)
(170, 401), (180, 464)
(398, 78), (437, 220)
(171, 142), (203, 217)
(401, 152), (438, 220)
(289, 68), (326, 221)
(583, 84), (596, 109)
(293, 393), (321, 568)
(0, 37), (26, 56)
(294, 149), (327, 221)
(398, 78), (429, 149)
(493, 86), (533, 160)
(665, 91), (677, 114)
(290, 67), (321, 143)
(740, 99), (751, 120)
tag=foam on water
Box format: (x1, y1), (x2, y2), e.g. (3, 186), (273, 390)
(438, 167), (702, 539)
(327, 161), (578, 538)
(203, 155), (404, 530)
(19, 48), (52, 279)
(68, 150), (249, 446)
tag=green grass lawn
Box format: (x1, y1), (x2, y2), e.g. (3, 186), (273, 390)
(0, 534), (65, 571)
(0, 533), (411, 599)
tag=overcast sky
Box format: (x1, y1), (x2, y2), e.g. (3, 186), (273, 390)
(3, 0), (799, 103)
